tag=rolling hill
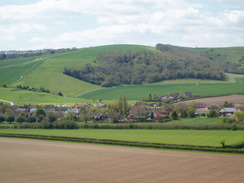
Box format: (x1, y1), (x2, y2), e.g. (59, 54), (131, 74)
(0, 44), (244, 105)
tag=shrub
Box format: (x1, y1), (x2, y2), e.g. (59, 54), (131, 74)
(36, 115), (45, 122)
(207, 110), (217, 118)
(0, 116), (5, 122)
(19, 122), (42, 129)
(53, 120), (79, 129)
(26, 117), (37, 123)
(223, 117), (236, 123)
(232, 124), (238, 131)
(6, 116), (15, 123)
(220, 139), (226, 148)
(16, 116), (25, 123)
(48, 115), (57, 123)
(41, 121), (53, 129)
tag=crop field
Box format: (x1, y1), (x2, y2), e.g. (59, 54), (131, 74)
(1, 129), (243, 146)
(80, 76), (244, 101)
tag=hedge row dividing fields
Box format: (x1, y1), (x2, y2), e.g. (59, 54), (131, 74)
(1, 133), (243, 154)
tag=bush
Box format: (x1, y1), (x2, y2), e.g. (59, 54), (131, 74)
(36, 115), (45, 122)
(0, 116), (5, 122)
(232, 124), (238, 131)
(16, 116), (25, 123)
(48, 115), (57, 123)
(53, 120), (79, 129)
(19, 122), (42, 129)
(207, 110), (217, 118)
(41, 121), (53, 129)
(223, 117), (236, 123)
(26, 117), (37, 123)
(6, 116), (15, 123)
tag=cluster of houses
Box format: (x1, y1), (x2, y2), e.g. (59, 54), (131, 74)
(128, 101), (241, 121)
(1, 99), (242, 122)
(5, 103), (105, 117)
(147, 92), (193, 102)
(194, 102), (239, 117)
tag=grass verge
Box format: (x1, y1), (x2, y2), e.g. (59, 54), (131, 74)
(0, 133), (243, 154)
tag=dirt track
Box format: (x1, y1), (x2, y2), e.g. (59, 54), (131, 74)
(0, 138), (243, 183)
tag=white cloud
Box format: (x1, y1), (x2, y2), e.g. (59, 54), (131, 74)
(0, 0), (243, 49)
(29, 37), (46, 44)
(55, 21), (68, 27)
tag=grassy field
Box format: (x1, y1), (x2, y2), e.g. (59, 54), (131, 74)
(188, 47), (244, 65)
(0, 57), (47, 85)
(0, 129), (243, 147)
(80, 75), (244, 100)
(0, 87), (90, 106)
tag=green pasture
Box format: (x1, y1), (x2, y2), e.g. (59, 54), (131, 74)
(0, 129), (243, 147)
(0, 87), (90, 106)
(188, 47), (244, 64)
(0, 56), (43, 68)
(80, 76), (244, 100)
(0, 57), (47, 85)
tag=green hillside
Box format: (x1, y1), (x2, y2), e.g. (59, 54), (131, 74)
(188, 47), (244, 74)
(0, 44), (244, 105)
(0, 87), (90, 106)
(12, 45), (152, 96)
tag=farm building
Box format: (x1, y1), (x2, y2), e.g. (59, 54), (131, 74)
(219, 108), (237, 117)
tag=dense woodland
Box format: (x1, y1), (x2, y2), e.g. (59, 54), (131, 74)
(64, 44), (226, 87)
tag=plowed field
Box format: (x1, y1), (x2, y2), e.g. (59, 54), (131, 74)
(0, 138), (243, 183)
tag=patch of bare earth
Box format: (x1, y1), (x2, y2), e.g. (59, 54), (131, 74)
(0, 138), (243, 183)
(179, 95), (244, 106)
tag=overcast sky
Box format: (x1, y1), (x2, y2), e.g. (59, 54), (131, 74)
(0, 0), (243, 50)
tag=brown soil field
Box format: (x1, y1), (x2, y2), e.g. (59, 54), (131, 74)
(179, 95), (244, 106)
(0, 138), (244, 183)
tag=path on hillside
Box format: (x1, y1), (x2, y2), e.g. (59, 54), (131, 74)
(12, 58), (50, 84)
(0, 99), (14, 106)
(0, 138), (243, 183)
(0, 58), (46, 69)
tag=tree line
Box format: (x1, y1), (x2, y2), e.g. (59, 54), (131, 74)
(64, 45), (226, 87)
(0, 48), (77, 60)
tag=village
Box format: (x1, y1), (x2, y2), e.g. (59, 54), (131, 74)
(0, 92), (243, 125)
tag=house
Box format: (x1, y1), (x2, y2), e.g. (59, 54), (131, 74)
(219, 108), (237, 117)
(208, 105), (218, 110)
(195, 108), (209, 117)
(25, 105), (39, 113)
(43, 105), (57, 112)
(154, 108), (173, 120)
(128, 102), (152, 120)
(67, 108), (79, 114)
(184, 92), (192, 98)
(73, 104), (93, 109)
(196, 102), (206, 108)
(97, 103), (106, 108)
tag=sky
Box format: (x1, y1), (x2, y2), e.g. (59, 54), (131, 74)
(0, 0), (243, 50)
